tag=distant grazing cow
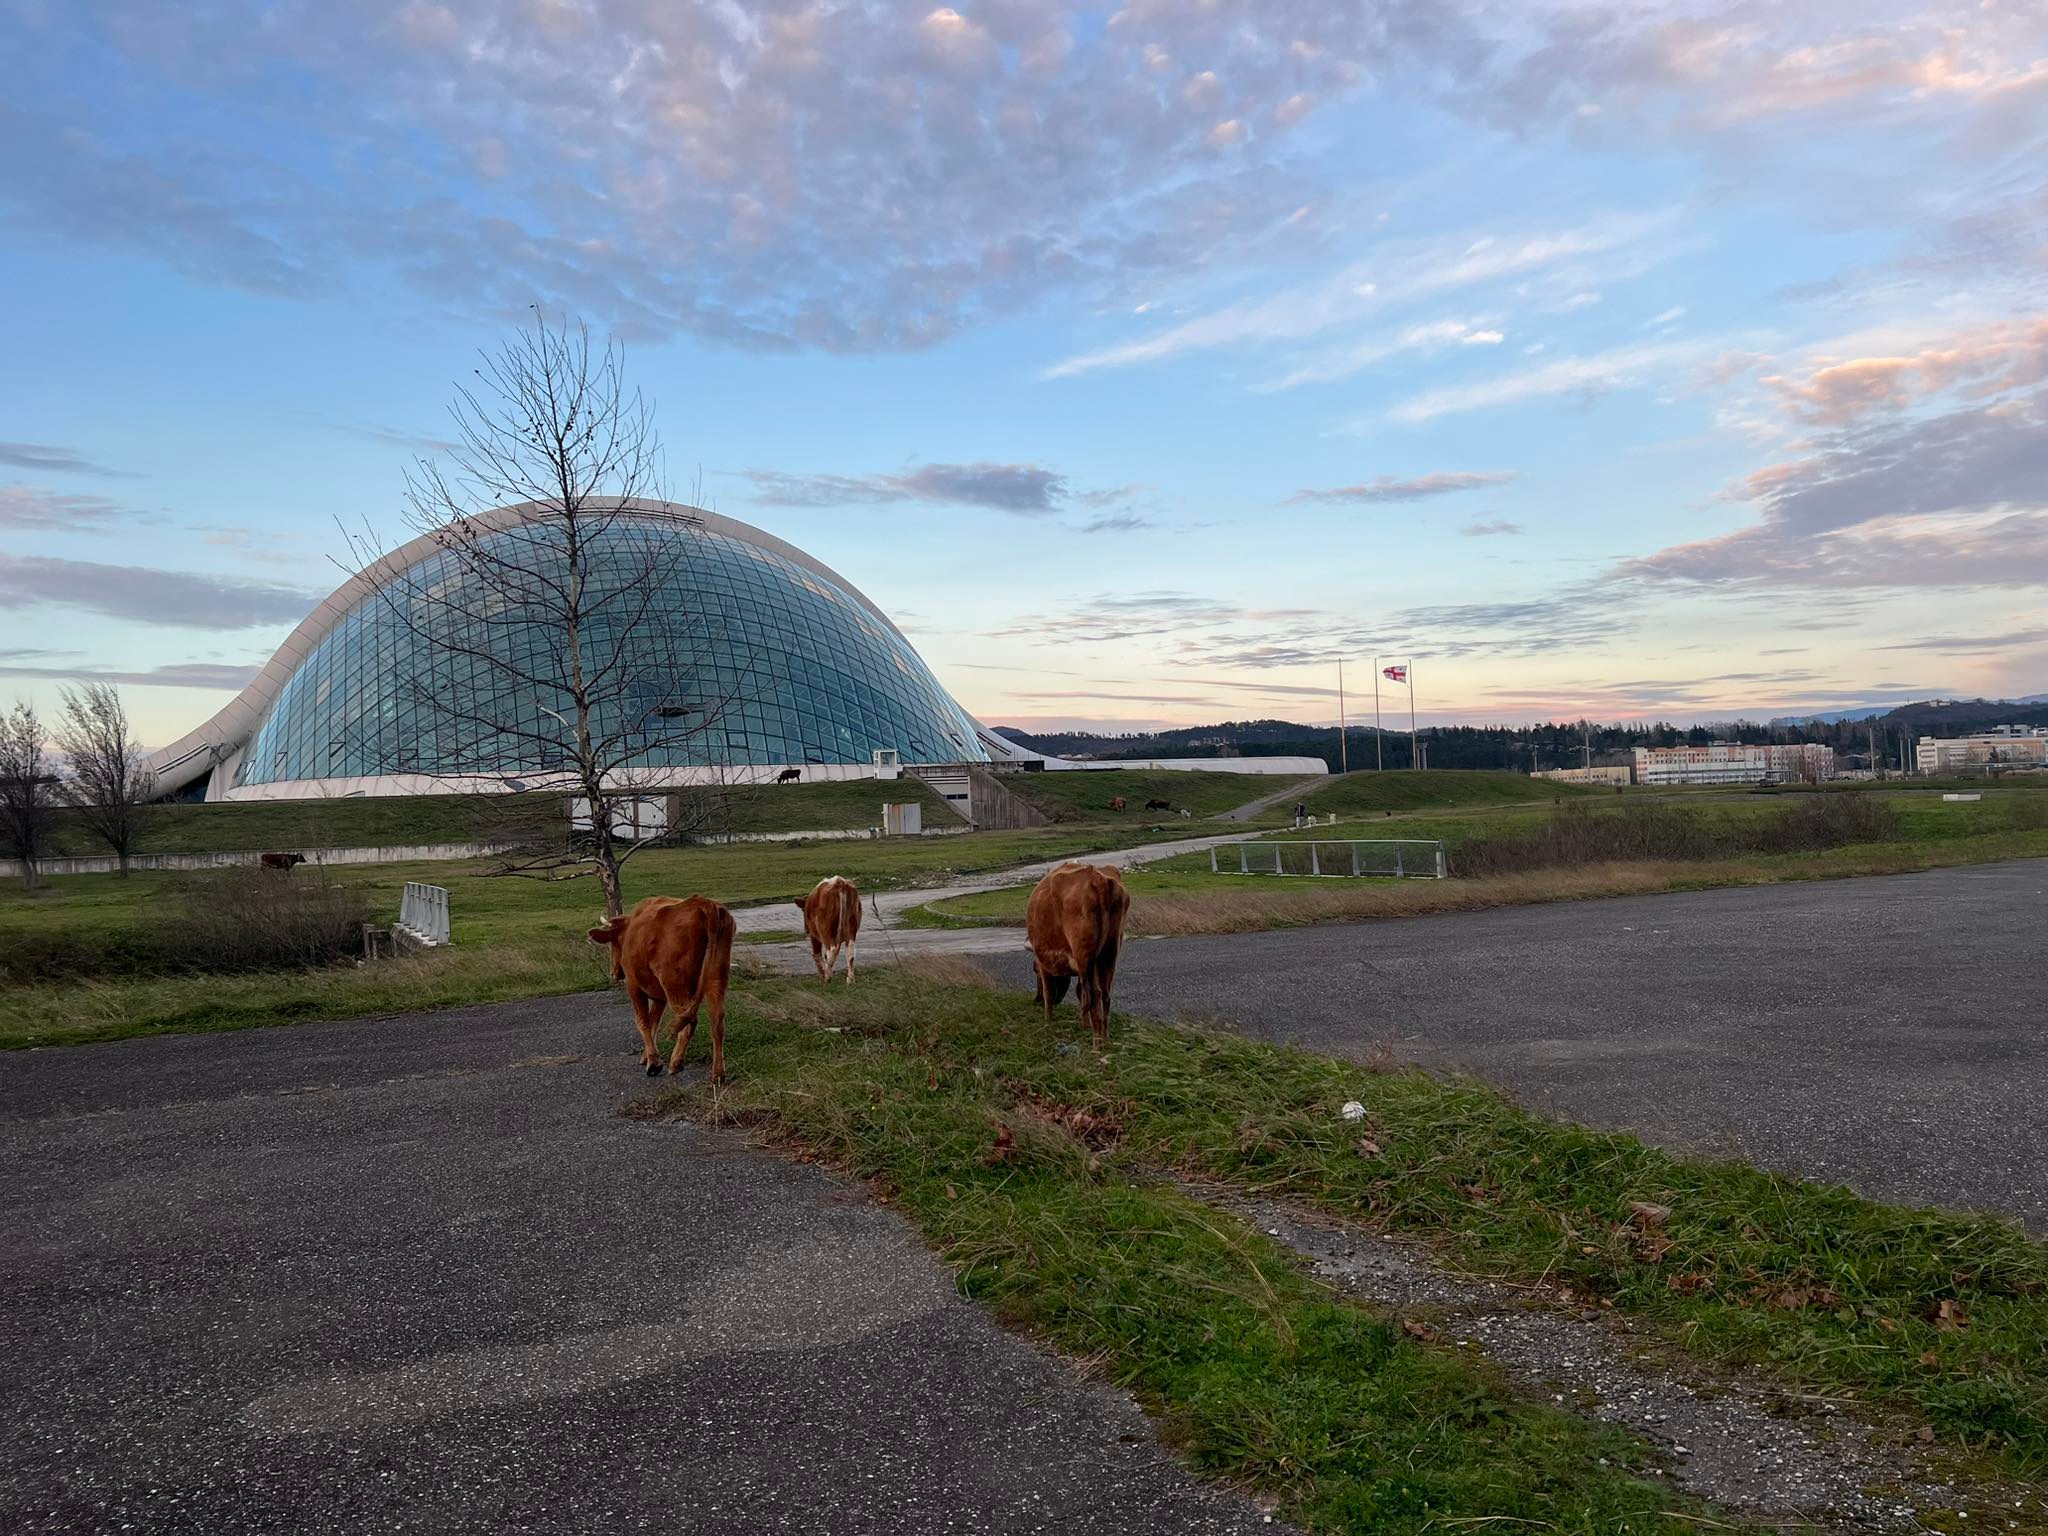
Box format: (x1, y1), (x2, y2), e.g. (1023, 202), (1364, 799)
(1109, 795), (1127, 812)
(1025, 862), (1130, 1047)
(587, 894), (736, 1079)
(1144, 798), (1171, 812)
(258, 851), (306, 872)
(775, 767), (803, 784)
(793, 875), (862, 986)
(1178, 808), (1193, 820)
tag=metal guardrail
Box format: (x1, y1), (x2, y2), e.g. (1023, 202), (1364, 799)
(1208, 838), (1448, 880)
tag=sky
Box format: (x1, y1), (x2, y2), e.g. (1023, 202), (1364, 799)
(1, 0), (2045, 748)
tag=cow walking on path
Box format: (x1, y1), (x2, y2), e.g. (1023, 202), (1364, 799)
(1025, 862), (1130, 1047)
(794, 875), (862, 985)
(588, 894), (736, 1078)
(258, 851), (306, 872)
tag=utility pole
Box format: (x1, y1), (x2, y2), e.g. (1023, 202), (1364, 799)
(1373, 658), (1383, 772)
(1337, 660), (1349, 773)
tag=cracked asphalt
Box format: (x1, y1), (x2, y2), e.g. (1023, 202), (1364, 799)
(0, 996), (1279, 1534)
(989, 858), (2048, 1229)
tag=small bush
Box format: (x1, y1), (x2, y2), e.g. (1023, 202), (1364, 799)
(177, 868), (372, 972)
(1, 869), (371, 985)
(1454, 794), (1903, 876)
(1754, 790), (1899, 852)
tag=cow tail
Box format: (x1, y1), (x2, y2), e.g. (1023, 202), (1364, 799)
(698, 906), (737, 999)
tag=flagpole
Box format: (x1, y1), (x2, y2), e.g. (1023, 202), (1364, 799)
(1408, 658), (1418, 772)
(1337, 660), (1348, 773)
(1373, 657), (1383, 772)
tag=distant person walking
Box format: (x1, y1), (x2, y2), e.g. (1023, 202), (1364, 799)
(1292, 801), (1307, 830)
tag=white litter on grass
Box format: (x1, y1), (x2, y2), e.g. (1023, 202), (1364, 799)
(1340, 1101), (1366, 1121)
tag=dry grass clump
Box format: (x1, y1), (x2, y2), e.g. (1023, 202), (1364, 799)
(889, 952), (1002, 990)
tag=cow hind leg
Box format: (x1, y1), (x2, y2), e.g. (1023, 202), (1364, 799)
(809, 938), (828, 983)
(704, 974), (729, 1083)
(632, 992), (664, 1075)
(1034, 966), (1071, 1020)
(843, 938), (855, 986)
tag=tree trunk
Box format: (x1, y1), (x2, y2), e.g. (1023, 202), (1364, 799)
(595, 846), (624, 919)
(117, 849), (131, 876)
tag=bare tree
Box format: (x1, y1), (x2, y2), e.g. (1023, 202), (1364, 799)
(342, 312), (747, 917)
(0, 699), (56, 891)
(55, 682), (153, 874)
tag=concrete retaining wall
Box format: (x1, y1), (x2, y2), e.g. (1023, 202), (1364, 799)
(3, 824), (969, 879)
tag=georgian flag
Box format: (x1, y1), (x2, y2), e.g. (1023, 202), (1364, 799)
(1383, 665), (1408, 683)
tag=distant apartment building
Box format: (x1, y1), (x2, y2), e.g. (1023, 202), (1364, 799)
(1915, 726), (2048, 775)
(1631, 742), (1835, 786)
(1533, 765), (1632, 787)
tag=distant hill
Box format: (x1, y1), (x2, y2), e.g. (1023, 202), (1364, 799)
(995, 698), (2048, 774)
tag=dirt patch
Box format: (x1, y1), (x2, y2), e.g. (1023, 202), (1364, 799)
(1011, 1087), (1133, 1152)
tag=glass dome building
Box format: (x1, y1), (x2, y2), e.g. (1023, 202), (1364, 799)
(147, 500), (1027, 800)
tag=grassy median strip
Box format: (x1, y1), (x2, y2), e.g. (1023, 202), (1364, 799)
(904, 824), (2048, 935)
(659, 968), (2048, 1497)
(656, 967), (1715, 1533)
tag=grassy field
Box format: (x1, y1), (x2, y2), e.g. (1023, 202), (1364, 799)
(41, 777), (957, 858)
(905, 792), (2048, 932)
(648, 966), (2048, 1520)
(1003, 767), (1314, 823)
(0, 822), (1187, 1049)
(1302, 768), (1599, 817)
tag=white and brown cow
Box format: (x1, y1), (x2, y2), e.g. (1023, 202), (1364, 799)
(793, 875), (862, 985)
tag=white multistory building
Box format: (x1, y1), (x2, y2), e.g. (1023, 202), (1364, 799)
(1631, 742), (1836, 787)
(1915, 727), (2048, 775)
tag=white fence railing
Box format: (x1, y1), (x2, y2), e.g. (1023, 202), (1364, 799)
(396, 882), (452, 946)
(1208, 839), (1448, 880)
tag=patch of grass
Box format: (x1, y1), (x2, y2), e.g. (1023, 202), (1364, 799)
(1004, 768), (1314, 823)
(670, 970), (2048, 1489)
(1305, 769), (1600, 818)
(42, 778), (962, 859)
(655, 968), (1708, 1532)
(715, 776), (955, 833)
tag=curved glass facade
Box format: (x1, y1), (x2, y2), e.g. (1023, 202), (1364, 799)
(233, 511), (988, 787)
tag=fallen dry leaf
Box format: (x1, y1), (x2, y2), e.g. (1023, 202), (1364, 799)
(1627, 1200), (1673, 1229)
(944, 1183), (958, 1201)
(1356, 1137), (1382, 1157)
(1401, 1319), (1437, 1342)
(1931, 1298), (1970, 1331)
(984, 1123), (1017, 1167)
(1668, 1272), (1714, 1295)
(1915, 1425), (1936, 1443)
(1919, 1350), (1939, 1366)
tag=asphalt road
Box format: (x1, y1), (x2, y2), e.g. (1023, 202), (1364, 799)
(0, 997), (1277, 1534)
(994, 859), (2048, 1229)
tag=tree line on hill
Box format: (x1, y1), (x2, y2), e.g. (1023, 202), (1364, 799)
(995, 698), (2048, 775)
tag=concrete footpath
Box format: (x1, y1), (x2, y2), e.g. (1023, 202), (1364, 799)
(0, 998), (1279, 1533)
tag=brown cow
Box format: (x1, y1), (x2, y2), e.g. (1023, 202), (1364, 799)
(792, 875), (862, 985)
(1024, 862), (1130, 1047)
(775, 767), (803, 784)
(587, 895), (736, 1079)
(1108, 795), (1127, 812)
(258, 851), (306, 872)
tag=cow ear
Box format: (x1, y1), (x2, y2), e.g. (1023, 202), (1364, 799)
(792, 898), (807, 910)
(586, 926), (611, 945)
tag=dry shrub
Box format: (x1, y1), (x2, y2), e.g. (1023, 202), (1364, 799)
(891, 952), (1001, 990)
(1755, 791), (1899, 852)
(177, 867), (372, 972)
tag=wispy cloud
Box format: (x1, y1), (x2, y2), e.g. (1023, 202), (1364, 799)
(1042, 211), (1674, 379)
(1462, 519), (1524, 537)
(0, 554), (317, 628)
(1383, 338), (1715, 424)
(0, 660), (259, 690)
(0, 485), (134, 532)
(745, 462), (1088, 517)
(0, 440), (133, 478)
(1288, 471), (1513, 506)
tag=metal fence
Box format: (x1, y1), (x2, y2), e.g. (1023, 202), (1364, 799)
(1208, 838), (1448, 879)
